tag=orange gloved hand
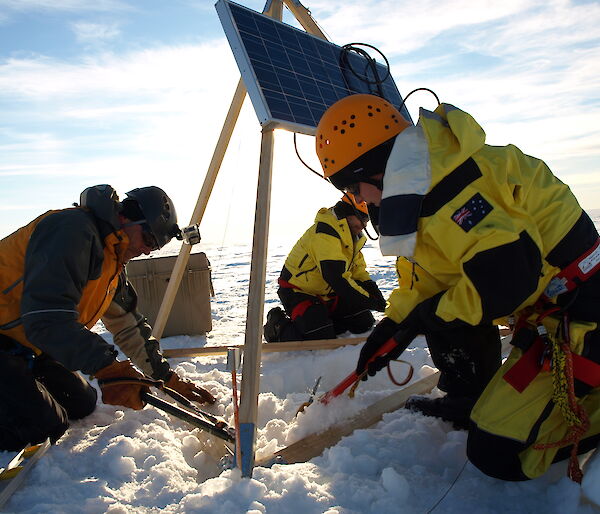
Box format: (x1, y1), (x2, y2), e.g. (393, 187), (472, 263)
(94, 360), (150, 410)
(165, 371), (216, 405)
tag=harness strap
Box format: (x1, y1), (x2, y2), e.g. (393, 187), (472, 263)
(278, 277), (299, 290)
(290, 300), (314, 320)
(279, 277), (339, 317)
(543, 237), (600, 299)
(504, 334), (600, 392)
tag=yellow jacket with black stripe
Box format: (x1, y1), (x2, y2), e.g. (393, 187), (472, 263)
(382, 104), (597, 326)
(281, 207), (376, 309)
(0, 194), (127, 375)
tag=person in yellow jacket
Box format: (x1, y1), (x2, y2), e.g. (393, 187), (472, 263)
(0, 184), (214, 452)
(264, 194), (386, 342)
(315, 93), (600, 481)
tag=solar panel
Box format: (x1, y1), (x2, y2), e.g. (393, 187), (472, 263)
(215, 0), (412, 135)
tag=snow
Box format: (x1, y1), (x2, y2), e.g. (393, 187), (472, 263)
(2, 242), (599, 513)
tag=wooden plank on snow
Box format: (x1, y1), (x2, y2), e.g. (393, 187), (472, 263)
(256, 372), (441, 466)
(163, 329), (511, 359)
(163, 336), (366, 359)
(255, 337), (513, 467)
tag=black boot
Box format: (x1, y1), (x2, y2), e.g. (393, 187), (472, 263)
(263, 307), (290, 342)
(405, 395), (476, 430)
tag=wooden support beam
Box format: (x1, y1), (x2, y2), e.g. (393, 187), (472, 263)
(238, 128), (275, 477)
(282, 0), (328, 39)
(163, 336), (366, 359)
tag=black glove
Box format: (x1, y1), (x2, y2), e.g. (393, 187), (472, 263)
(356, 317), (419, 379)
(359, 280), (386, 312)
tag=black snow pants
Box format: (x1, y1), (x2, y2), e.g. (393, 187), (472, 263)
(277, 287), (375, 341)
(0, 335), (97, 451)
(425, 324), (502, 399)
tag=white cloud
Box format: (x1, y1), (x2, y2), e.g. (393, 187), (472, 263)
(71, 21), (121, 44)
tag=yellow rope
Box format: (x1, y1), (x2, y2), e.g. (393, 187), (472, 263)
(532, 321), (590, 483)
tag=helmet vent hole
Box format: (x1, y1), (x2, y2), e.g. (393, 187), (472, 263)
(324, 158), (329, 162)
(340, 129), (345, 134)
(376, 108), (381, 112)
(367, 105), (373, 109)
(342, 120), (347, 125)
(333, 125), (338, 131)
(385, 125), (389, 129)
(350, 114), (356, 119)
(357, 142), (362, 147)
(368, 112), (373, 117)
(349, 123), (355, 128)
(331, 160), (335, 164)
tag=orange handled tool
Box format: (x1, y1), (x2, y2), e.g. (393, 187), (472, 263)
(319, 337), (400, 404)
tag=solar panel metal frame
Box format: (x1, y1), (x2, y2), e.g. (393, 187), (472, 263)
(215, 0), (411, 135)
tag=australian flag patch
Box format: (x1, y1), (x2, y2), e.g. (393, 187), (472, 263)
(451, 193), (493, 232)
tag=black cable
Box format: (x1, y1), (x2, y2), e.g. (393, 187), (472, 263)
(398, 87), (441, 113)
(293, 132), (323, 178)
(340, 43), (391, 98)
(426, 458), (468, 513)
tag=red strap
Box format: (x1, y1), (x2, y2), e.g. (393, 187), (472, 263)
(543, 238), (600, 299)
(572, 353), (600, 388)
(290, 300), (314, 320)
(503, 337), (600, 392)
(278, 277), (298, 289)
(503, 338), (545, 393)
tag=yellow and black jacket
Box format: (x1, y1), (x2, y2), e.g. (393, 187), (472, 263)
(379, 104), (600, 479)
(280, 207), (382, 312)
(1, 192), (129, 375)
(381, 104), (596, 328)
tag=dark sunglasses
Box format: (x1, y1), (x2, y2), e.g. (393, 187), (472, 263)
(343, 183), (361, 195)
(141, 226), (159, 251)
(342, 177), (383, 195)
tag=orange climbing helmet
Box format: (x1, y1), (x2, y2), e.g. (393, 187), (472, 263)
(333, 192), (369, 223)
(342, 192), (368, 216)
(316, 94), (410, 190)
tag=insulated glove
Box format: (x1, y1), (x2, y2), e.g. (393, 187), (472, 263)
(359, 280), (386, 312)
(94, 360), (149, 410)
(356, 317), (419, 379)
(165, 371), (216, 405)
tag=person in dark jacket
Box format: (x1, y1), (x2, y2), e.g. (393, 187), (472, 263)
(0, 184), (214, 451)
(264, 194), (386, 342)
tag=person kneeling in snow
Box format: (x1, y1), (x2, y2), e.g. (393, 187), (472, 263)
(315, 93), (600, 482)
(0, 184), (215, 452)
(264, 194), (386, 342)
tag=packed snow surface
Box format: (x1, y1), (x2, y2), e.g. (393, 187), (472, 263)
(2, 242), (599, 513)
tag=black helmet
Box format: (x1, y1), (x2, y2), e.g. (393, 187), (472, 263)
(124, 186), (180, 248)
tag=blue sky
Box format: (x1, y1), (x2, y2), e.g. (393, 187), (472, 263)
(1, 0), (599, 245)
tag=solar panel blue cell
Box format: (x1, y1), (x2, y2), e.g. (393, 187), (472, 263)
(216, 0), (412, 134)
